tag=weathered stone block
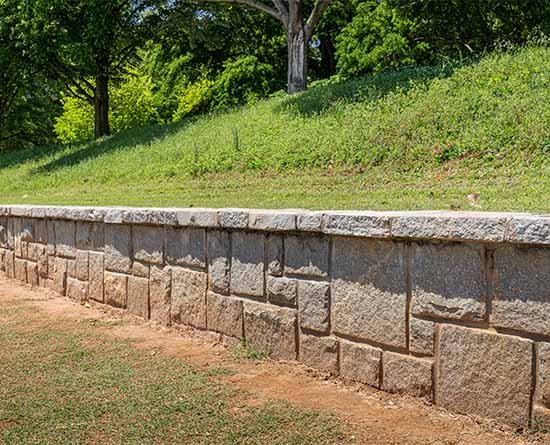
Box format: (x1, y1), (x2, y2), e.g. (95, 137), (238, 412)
(46, 221), (55, 255)
(298, 280), (330, 333)
(105, 224), (132, 273)
(296, 212), (322, 232)
(438, 325), (533, 428)
(230, 231), (264, 298)
(340, 340), (381, 387)
(27, 243), (45, 262)
(323, 211), (390, 237)
(243, 302), (296, 360)
(410, 318), (435, 355)
(285, 235), (328, 278)
(299, 334), (339, 375)
(54, 220), (77, 258)
(166, 227), (205, 268)
(149, 266), (171, 326)
(89, 252), (104, 302)
(248, 211), (296, 231)
(76, 221), (104, 250)
(66, 277), (88, 303)
(52, 257), (67, 295)
(207, 230), (230, 294)
(104, 272), (127, 308)
(176, 209), (218, 227)
(127, 276), (149, 319)
(0, 217), (7, 247)
(411, 242), (486, 321)
(332, 238), (407, 348)
(66, 259), (76, 279)
(219, 209), (248, 229)
(37, 251), (48, 278)
(508, 216), (550, 244)
(206, 292), (243, 338)
(4, 251), (14, 278)
(267, 277), (297, 306)
(132, 261), (150, 278)
(13, 218), (22, 257)
(27, 262), (39, 287)
(14, 258), (27, 282)
(266, 234), (283, 276)
(536, 342), (550, 409)
(493, 246), (550, 336)
(75, 250), (89, 281)
(382, 352), (433, 399)
(33, 219), (48, 244)
(133, 225), (164, 265)
(171, 267), (207, 329)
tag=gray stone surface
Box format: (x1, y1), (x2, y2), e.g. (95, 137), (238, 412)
(149, 266), (171, 326)
(88, 252), (104, 302)
(323, 212), (390, 238)
(219, 209), (248, 229)
(207, 230), (231, 294)
(296, 212), (323, 232)
(0, 217), (7, 247)
(243, 302), (296, 360)
(66, 277), (88, 303)
(133, 225), (164, 264)
(171, 267), (207, 329)
(332, 238), (407, 348)
(231, 231), (264, 298)
(267, 277), (297, 306)
(176, 209), (218, 227)
(508, 216), (550, 244)
(166, 227), (205, 268)
(493, 245), (550, 335)
(76, 222), (104, 250)
(285, 235), (328, 278)
(537, 342), (550, 409)
(206, 292), (243, 338)
(382, 352), (433, 399)
(298, 280), (330, 333)
(409, 318), (435, 355)
(340, 340), (382, 387)
(75, 250), (89, 281)
(438, 325), (533, 428)
(248, 210), (296, 231)
(132, 261), (150, 278)
(266, 234), (283, 276)
(104, 272), (127, 308)
(54, 220), (77, 258)
(411, 242), (486, 321)
(299, 334), (339, 375)
(52, 257), (67, 295)
(127, 276), (149, 319)
(105, 224), (132, 273)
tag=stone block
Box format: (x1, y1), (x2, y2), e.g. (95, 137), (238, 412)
(54, 220), (77, 258)
(88, 252), (104, 302)
(127, 276), (149, 319)
(37, 252), (48, 278)
(67, 259), (76, 278)
(206, 292), (243, 338)
(340, 340), (382, 387)
(176, 209), (218, 227)
(207, 230), (230, 294)
(298, 280), (330, 333)
(332, 238), (407, 348)
(52, 257), (67, 295)
(382, 352), (433, 399)
(76, 221), (104, 250)
(437, 324), (533, 428)
(248, 210), (296, 231)
(14, 258), (27, 282)
(104, 272), (128, 308)
(323, 211), (390, 237)
(493, 246), (550, 335)
(0, 217), (7, 247)
(230, 231), (264, 298)
(27, 262), (39, 287)
(243, 302), (297, 360)
(219, 209), (248, 229)
(267, 277), (297, 306)
(410, 318), (435, 355)
(13, 218), (22, 257)
(4, 251), (14, 278)
(285, 235), (328, 278)
(66, 277), (88, 303)
(266, 234), (283, 276)
(411, 242), (486, 321)
(132, 261), (150, 278)
(508, 216), (550, 244)
(536, 342), (550, 409)
(46, 221), (55, 255)
(33, 219), (48, 244)
(105, 224), (132, 273)
(166, 227), (205, 268)
(299, 334), (339, 375)
(27, 243), (45, 262)
(296, 212), (322, 232)
(171, 267), (207, 329)
(75, 250), (89, 281)
(133, 225), (164, 265)
(149, 266), (171, 326)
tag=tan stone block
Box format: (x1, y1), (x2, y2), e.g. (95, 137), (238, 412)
(150, 266), (171, 326)
(298, 280), (330, 333)
(4, 251), (14, 278)
(66, 258), (76, 278)
(37, 251), (48, 278)
(438, 324), (532, 428)
(75, 250), (89, 281)
(27, 243), (45, 262)
(537, 342), (550, 409)
(89, 252), (104, 302)
(410, 318), (435, 355)
(206, 292), (243, 338)
(14, 258), (27, 282)
(299, 334), (338, 375)
(267, 276), (297, 306)
(132, 261), (150, 278)
(27, 262), (39, 287)
(104, 272), (127, 308)
(127, 276), (149, 319)
(171, 267), (207, 329)
(382, 352), (433, 399)
(243, 302), (296, 360)
(66, 277), (88, 303)
(52, 257), (67, 295)
(340, 340), (381, 387)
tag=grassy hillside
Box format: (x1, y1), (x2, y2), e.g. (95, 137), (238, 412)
(1, 45), (549, 211)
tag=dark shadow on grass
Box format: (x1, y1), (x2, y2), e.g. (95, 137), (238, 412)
(275, 64), (456, 117)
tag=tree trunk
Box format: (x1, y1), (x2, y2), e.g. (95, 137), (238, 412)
(94, 73), (110, 138)
(287, 21), (308, 94)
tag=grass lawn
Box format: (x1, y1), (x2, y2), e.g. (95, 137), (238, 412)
(0, 297), (349, 445)
(0, 45), (548, 212)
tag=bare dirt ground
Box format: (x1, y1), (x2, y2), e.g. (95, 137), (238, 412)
(1, 276), (548, 445)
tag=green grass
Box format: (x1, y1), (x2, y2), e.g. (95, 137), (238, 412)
(0, 299), (350, 445)
(1, 45), (549, 211)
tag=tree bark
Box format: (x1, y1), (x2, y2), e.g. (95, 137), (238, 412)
(94, 72), (110, 138)
(287, 20), (308, 94)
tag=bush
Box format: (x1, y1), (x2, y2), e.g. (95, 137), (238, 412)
(172, 77), (214, 122)
(54, 96), (94, 144)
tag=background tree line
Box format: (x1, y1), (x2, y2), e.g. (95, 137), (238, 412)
(1, 0), (548, 149)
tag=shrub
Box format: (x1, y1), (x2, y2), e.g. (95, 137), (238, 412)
(172, 77), (214, 122)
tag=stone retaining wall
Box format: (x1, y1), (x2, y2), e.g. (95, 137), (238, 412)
(2, 205), (550, 428)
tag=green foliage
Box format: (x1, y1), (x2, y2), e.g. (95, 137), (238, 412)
(54, 97), (94, 144)
(172, 78), (214, 122)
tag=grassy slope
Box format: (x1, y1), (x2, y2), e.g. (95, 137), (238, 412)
(1, 46), (549, 211)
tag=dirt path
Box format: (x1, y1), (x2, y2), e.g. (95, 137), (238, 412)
(1, 277), (547, 445)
